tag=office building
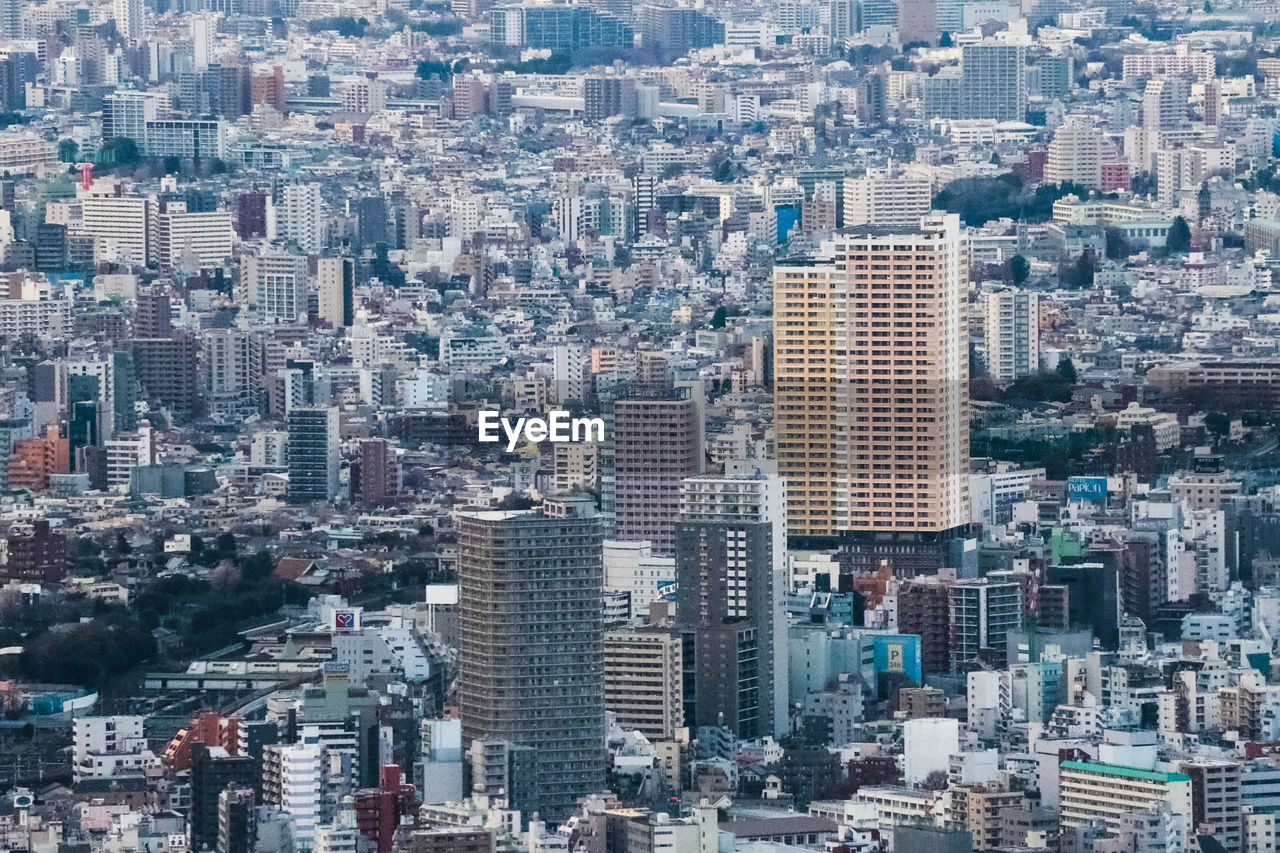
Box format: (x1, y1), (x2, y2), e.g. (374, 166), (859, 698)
(286, 406), (340, 504)
(773, 213), (969, 548)
(456, 497), (606, 823)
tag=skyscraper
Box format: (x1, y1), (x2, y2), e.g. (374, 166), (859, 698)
(456, 496), (606, 823)
(286, 406), (339, 504)
(612, 391), (703, 556)
(960, 40), (1028, 122)
(773, 212), (969, 562)
(675, 463), (788, 737)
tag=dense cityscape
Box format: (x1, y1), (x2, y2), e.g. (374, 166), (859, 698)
(1, 0), (1280, 851)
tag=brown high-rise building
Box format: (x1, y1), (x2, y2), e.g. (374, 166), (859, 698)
(604, 627), (683, 742)
(134, 333), (200, 418)
(8, 425), (70, 491)
(897, 575), (953, 675)
(250, 66), (285, 111)
(773, 213), (969, 553)
(236, 191), (267, 239)
(451, 74), (489, 120)
(612, 392), (702, 556)
(3, 519), (67, 585)
(354, 438), (397, 507)
(134, 288), (173, 338)
(456, 497), (606, 823)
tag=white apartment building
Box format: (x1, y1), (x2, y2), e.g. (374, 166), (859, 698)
(1060, 760), (1193, 836)
(1045, 117), (1102, 188)
(251, 430), (289, 468)
(104, 423), (155, 491)
(263, 732), (324, 853)
(103, 90), (161, 140)
(154, 210), (233, 270)
(73, 715), (157, 782)
(80, 193), (151, 267)
(0, 133), (57, 176)
(275, 183), (325, 253)
(844, 176), (933, 228)
(245, 252), (309, 323)
(983, 286), (1040, 381)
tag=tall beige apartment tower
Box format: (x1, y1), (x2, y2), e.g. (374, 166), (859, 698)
(774, 212), (969, 568)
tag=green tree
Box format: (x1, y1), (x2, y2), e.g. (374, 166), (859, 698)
(96, 137), (140, 169)
(1204, 411), (1230, 438)
(1056, 356), (1077, 383)
(1061, 253), (1095, 288)
(58, 139), (79, 163)
(1009, 254), (1030, 284)
(711, 306), (727, 328)
(215, 532), (237, 556)
(1167, 215), (1192, 252)
(1105, 226), (1135, 259)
